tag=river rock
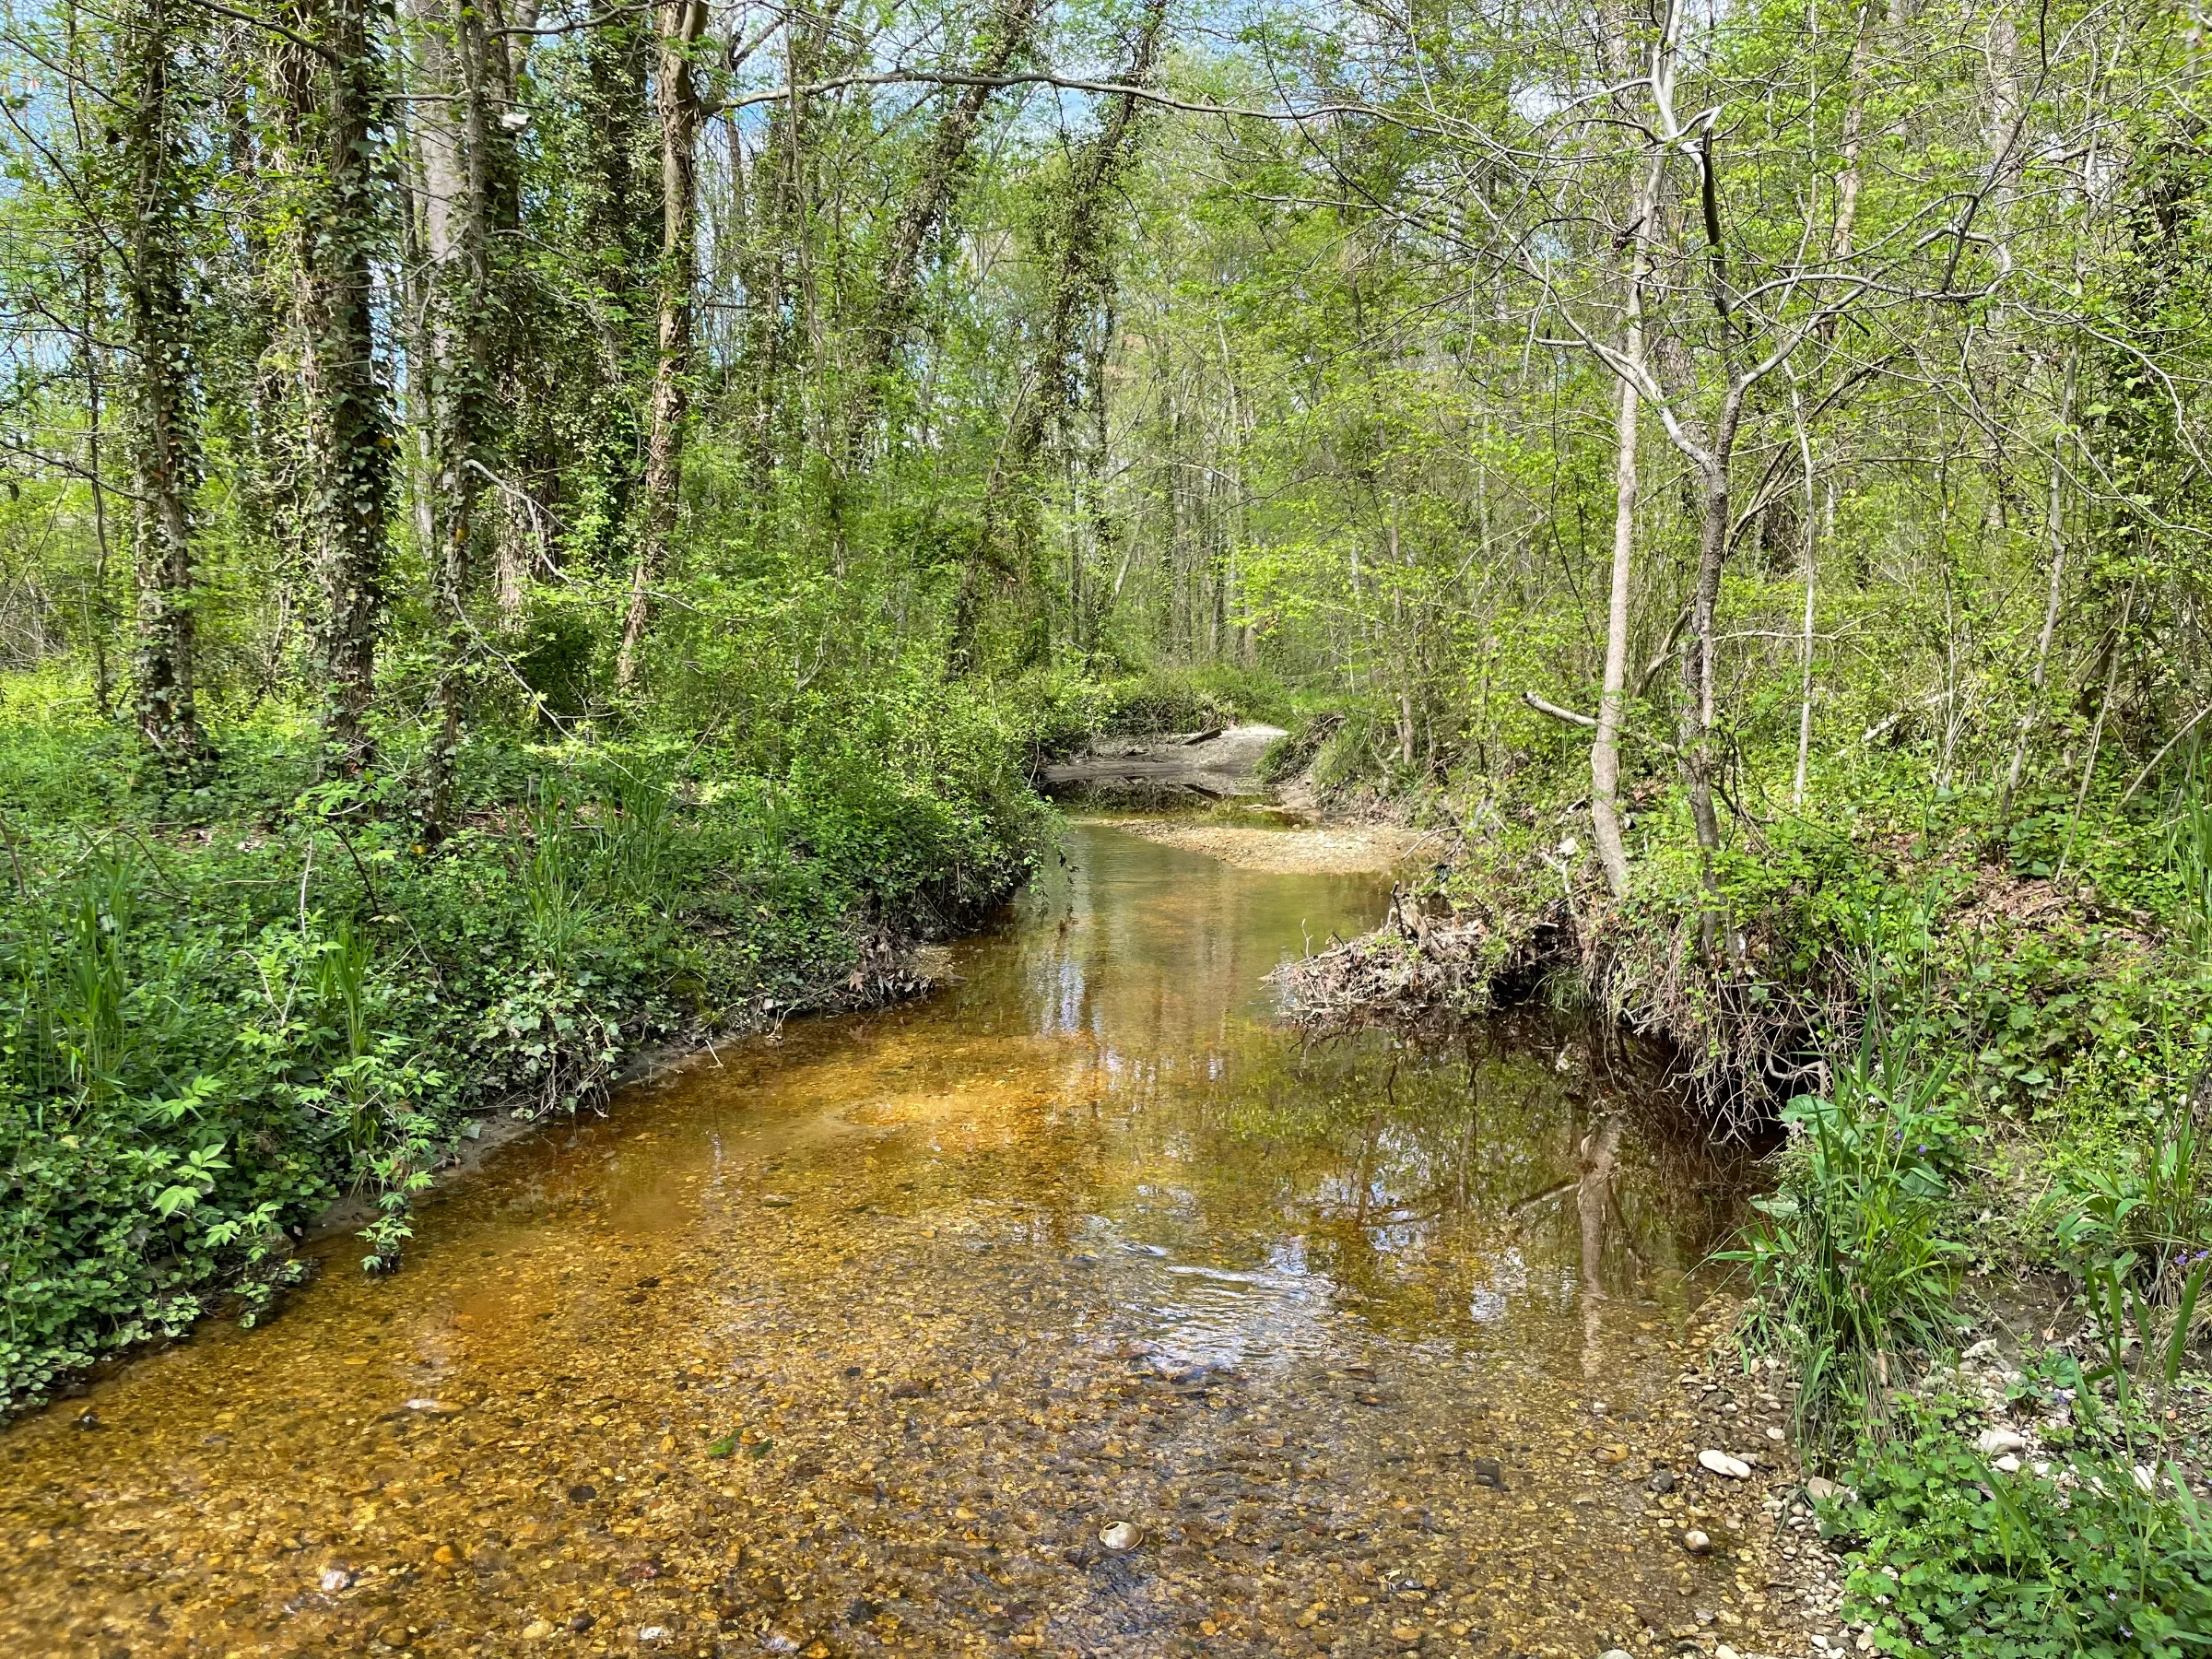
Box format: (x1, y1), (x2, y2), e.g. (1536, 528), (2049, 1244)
(319, 1567), (355, 1592)
(1599, 1649), (1635, 1659)
(1099, 1520), (1142, 1552)
(1698, 1450), (1751, 1479)
(1473, 1457), (1504, 1488)
(1974, 1428), (2027, 1457)
(1646, 1469), (1677, 1494)
(1804, 1476), (1838, 1500)
(1992, 1454), (2022, 1473)
(1683, 1529), (1712, 1555)
(521, 1621), (553, 1641)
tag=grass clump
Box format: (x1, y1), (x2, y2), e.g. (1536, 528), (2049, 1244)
(1728, 1031), (1968, 1462)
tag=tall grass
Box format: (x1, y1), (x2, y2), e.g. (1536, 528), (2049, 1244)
(597, 767), (676, 909)
(2164, 744), (2212, 960)
(2057, 1100), (2212, 1309)
(520, 785), (594, 968)
(1726, 1030), (1966, 1461)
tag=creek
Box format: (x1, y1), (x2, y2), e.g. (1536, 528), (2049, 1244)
(1, 822), (1793, 1658)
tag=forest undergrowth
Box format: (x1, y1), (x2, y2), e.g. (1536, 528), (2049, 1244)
(0, 666), (1069, 1415)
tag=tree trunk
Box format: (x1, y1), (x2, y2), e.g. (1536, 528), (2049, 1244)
(280, 0), (394, 775)
(851, 0), (1041, 417)
(1589, 0), (1676, 898)
(616, 0), (707, 691)
(1678, 438), (1734, 959)
(1591, 143), (1664, 899)
(1830, 1), (1872, 264)
(2004, 356), (2075, 818)
(1650, 329), (1740, 960)
(121, 0), (204, 766)
(1788, 373), (1818, 806)
(406, 0), (498, 830)
(961, 0), (1166, 669)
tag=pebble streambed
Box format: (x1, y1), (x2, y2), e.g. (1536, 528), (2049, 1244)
(1, 824), (1811, 1659)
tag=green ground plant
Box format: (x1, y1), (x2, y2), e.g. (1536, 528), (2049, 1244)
(1727, 1051), (1967, 1461)
(1830, 1253), (2212, 1659)
(0, 681), (1048, 1413)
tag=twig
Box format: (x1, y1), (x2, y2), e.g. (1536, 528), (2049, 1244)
(2120, 700), (2212, 808)
(1521, 690), (1678, 755)
(298, 832), (317, 935)
(328, 818), (382, 916)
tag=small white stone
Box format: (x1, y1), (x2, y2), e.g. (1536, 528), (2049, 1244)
(318, 1567), (354, 1593)
(1804, 1476), (1838, 1501)
(638, 1629), (673, 1647)
(1992, 1454), (2021, 1474)
(1099, 1519), (1142, 1552)
(1683, 1528), (1712, 1554)
(1699, 1449), (1752, 1479)
(1766, 1426), (1785, 1441)
(521, 1622), (553, 1641)
(1716, 1646), (1740, 1659)
(1974, 1428), (2027, 1457)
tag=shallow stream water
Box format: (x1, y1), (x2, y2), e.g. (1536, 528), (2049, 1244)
(2, 824), (1796, 1659)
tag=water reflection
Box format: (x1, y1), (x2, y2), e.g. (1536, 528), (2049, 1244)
(0, 823), (1771, 1659)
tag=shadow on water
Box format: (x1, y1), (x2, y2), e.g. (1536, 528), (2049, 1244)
(0, 823), (1783, 1659)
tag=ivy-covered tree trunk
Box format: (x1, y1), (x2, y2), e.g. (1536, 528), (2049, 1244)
(850, 0), (1041, 427)
(120, 0), (205, 766)
(278, 0), (395, 775)
(406, 0), (498, 828)
(616, 0), (706, 692)
(959, 0), (1165, 670)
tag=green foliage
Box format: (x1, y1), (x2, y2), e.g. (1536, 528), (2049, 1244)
(2164, 750), (2212, 961)
(0, 682), (1045, 1411)
(1726, 1030), (1967, 1460)
(1832, 1390), (2212, 1659)
(2053, 1100), (2212, 1302)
